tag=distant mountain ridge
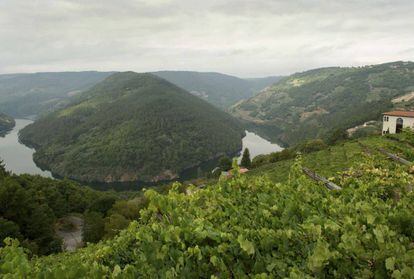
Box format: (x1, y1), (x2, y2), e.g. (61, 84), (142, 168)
(0, 71), (114, 117)
(231, 61), (414, 145)
(19, 72), (245, 183)
(153, 71), (282, 109)
(0, 71), (281, 117)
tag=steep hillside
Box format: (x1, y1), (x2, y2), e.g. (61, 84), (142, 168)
(153, 71), (282, 109)
(0, 71), (113, 117)
(0, 113), (15, 136)
(2, 132), (414, 277)
(231, 61), (414, 145)
(19, 72), (244, 183)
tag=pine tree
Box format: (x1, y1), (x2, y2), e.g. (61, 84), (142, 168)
(240, 148), (251, 168)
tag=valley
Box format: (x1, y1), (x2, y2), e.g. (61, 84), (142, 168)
(1, 64), (414, 277)
(2, 1), (414, 277)
(153, 71), (282, 109)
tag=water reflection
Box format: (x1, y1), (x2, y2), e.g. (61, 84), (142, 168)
(0, 119), (52, 177)
(0, 124), (282, 191)
(238, 130), (283, 161)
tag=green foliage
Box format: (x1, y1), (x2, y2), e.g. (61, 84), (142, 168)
(219, 156), (232, 171)
(0, 239), (30, 277)
(108, 198), (147, 220)
(252, 139), (327, 168)
(89, 196), (117, 215)
(240, 148), (251, 168)
(83, 212), (105, 244)
(0, 164), (116, 255)
(2, 149), (414, 277)
(104, 214), (129, 239)
(0, 219), (21, 246)
(326, 128), (348, 145)
(4, 117), (414, 277)
(350, 123), (382, 139)
(232, 61), (414, 145)
(19, 72), (245, 183)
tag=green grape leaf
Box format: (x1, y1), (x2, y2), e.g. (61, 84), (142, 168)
(385, 257), (395, 271)
(238, 235), (255, 255)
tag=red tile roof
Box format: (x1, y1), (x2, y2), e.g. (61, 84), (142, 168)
(383, 111), (414, 117)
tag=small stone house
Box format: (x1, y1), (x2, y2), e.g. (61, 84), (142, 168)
(382, 111), (414, 135)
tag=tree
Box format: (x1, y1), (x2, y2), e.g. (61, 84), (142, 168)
(83, 212), (105, 243)
(0, 218), (22, 246)
(89, 196), (117, 215)
(219, 156), (232, 171)
(326, 128), (348, 145)
(104, 214), (129, 239)
(240, 148), (251, 168)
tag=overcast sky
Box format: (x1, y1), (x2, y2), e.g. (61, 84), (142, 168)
(1, 0), (413, 77)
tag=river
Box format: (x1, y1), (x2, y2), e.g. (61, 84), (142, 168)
(0, 121), (282, 189)
(0, 119), (52, 177)
(238, 130), (283, 161)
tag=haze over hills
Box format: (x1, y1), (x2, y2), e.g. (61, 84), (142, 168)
(231, 61), (414, 145)
(153, 71), (282, 109)
(0, 72), (114, 118)
(2, 0), (414, 277)
(0, 71), (281, 118)
(19, 72), (245, 183)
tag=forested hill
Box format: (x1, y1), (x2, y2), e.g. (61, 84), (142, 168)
(0, 71), (113, 117)
(231, 61), (414, 145)
(19, 72), (245, 183)
(0, 113), (15, 136)
(153, 71), (282, 109)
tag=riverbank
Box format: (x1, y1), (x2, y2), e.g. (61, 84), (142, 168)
(0, 121), (283, 190)
(0, 119), (52, 177)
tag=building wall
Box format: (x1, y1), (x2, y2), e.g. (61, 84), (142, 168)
(382, 115), (414, 134)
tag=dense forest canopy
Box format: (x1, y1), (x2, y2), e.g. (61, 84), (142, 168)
(0, 162), (120, 255)
(231, 61), (414, 145)
(0, 72), (113, 117)
(19, 72), (245, 183)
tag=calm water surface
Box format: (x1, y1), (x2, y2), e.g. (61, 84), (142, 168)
(238, 130), (283, 161)
(0, 119), (52, 177)
(182, 130), (283, 180)
(0, 124), (282, 189)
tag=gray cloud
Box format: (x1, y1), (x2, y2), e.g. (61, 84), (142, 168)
(0, 0), (413, 77)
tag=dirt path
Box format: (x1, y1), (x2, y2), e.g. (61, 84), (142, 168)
(56, 216), (84, 252)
